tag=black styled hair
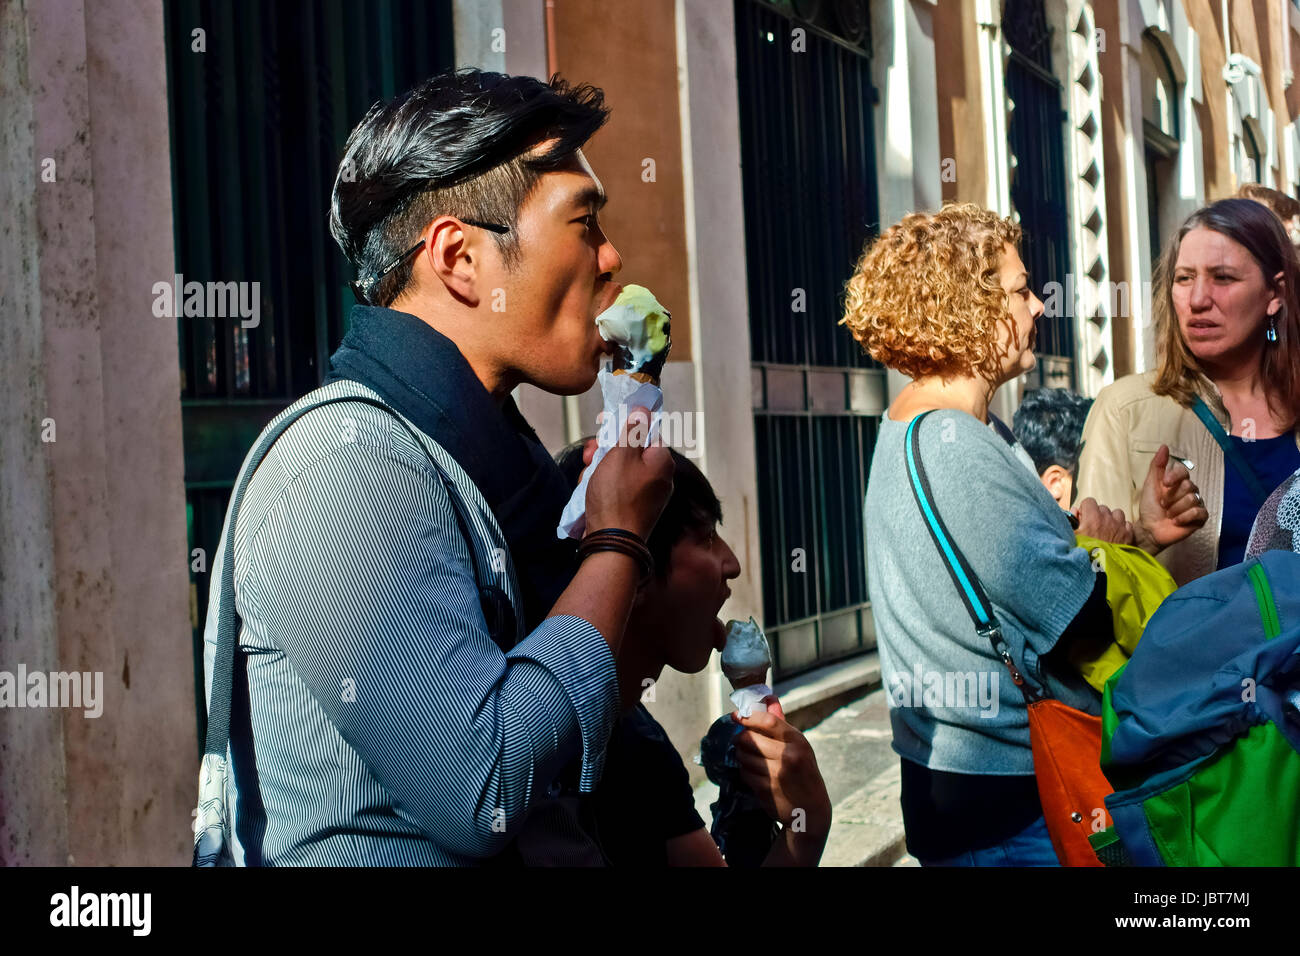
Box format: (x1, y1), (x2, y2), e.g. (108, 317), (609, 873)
(330, 68), (609, 306)
(1012, 388), (1094, 477)
(555, 440), (722, 578)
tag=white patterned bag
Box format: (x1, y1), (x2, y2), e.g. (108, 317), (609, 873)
(193, 753), (236, 867)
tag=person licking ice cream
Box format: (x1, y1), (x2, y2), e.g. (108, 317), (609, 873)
(555, 442), (831, 866)
(720, 617), (772, 692)
(595, 283), (672, 383)
(558, 285), (673, 538)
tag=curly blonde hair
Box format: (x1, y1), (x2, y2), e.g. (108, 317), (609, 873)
(841, 203), (1022, 381)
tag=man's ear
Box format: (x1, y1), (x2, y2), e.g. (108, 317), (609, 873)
(1041, 464), (1070, 508)
(420, 217), (482, 307)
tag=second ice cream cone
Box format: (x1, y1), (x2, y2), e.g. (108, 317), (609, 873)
(725, 668), (769, 691)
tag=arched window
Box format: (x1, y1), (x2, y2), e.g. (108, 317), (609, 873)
(1140, 30), (1180, 261)
(781, 0), (871, 48)
(1140, 32), (1178, 144)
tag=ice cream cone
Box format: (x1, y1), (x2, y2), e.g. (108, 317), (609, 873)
(719, 617), (772, 691)
(596, 284), (671, 379)
(612, 368), (658, 385)
(724, 667), (769, 691)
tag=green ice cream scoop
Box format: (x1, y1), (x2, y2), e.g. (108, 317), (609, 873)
(595, 284), (672, 379)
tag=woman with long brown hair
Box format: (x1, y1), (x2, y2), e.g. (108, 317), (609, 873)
(1078, 198), (1300, 582)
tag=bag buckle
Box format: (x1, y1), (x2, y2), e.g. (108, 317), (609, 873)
(980, 623), (1038, 698)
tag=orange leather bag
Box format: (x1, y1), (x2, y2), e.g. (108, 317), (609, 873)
(1025, 687), (1111, 865)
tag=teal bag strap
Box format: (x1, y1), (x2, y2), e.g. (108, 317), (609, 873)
(1192, 396), (1269, 509)
(903, 411), (1043, 703)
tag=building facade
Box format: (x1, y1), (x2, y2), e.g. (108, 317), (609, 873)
(5, 0), (1300, 864)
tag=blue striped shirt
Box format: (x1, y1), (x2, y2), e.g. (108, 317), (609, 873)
(202, 379), (620, 865)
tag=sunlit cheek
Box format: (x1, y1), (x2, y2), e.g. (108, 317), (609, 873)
(1220, 292), (1255, 328)
(1228, 301), (1265, 338)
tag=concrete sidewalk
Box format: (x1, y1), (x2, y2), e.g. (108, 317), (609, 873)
(692, 682), (917, 866)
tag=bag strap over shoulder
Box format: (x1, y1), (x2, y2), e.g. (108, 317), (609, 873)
(902, 411), (1043, 703)
(203, 394), (513, 763)
(1191, 396), (1269, 509)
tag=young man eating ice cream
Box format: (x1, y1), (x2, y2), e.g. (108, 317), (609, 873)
(556, 444), (832, 866)
(198, 70), (674, 866)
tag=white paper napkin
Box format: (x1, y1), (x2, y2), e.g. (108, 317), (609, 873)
(556, 368), (664, 539)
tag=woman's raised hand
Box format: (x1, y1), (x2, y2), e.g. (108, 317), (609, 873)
(1134, 445), (1209, 554)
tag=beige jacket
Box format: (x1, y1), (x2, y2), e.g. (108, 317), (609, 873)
(1077, 370), (1300, 586)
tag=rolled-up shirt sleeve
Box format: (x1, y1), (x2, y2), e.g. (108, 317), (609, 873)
(243, 439), (619, 859)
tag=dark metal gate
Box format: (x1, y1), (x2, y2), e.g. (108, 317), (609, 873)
(1003, 0), (1075, 385)
(164, 0), (453, 744)
(736, 0), (880, 680)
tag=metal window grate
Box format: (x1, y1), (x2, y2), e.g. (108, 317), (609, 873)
(166, 0), (453, 404)
(753, 414), (877, 678)
(165, 0), (453, 745)
(736, 0), (880, 680)
(735, 0), (879, 370)
(1004, 0), (1075, 385)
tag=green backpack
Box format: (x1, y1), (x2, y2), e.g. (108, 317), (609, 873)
(1091, 550), (1300, 866)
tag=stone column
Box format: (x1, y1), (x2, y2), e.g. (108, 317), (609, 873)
(677, 0), (765, 731)
(874, 0), (943, 229)
(875, 0), (943, 405)
(0, 0), (194, 865)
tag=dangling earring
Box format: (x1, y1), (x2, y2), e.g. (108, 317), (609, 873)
(1268, 307), (1280, 343)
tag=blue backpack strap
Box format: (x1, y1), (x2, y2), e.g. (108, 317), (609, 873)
(1191, 396), (1269, 509)
(903, 411), (1041, 702)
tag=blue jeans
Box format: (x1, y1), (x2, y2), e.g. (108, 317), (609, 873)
(917, 814), (1060, 867)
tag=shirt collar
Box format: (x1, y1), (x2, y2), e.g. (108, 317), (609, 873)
(324, 305), (543, 506)
(325, 305), (582, 632)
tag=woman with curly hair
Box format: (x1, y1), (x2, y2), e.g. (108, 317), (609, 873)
(843, 204), (1206, 865)
(1078, 198), (1300, 582)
